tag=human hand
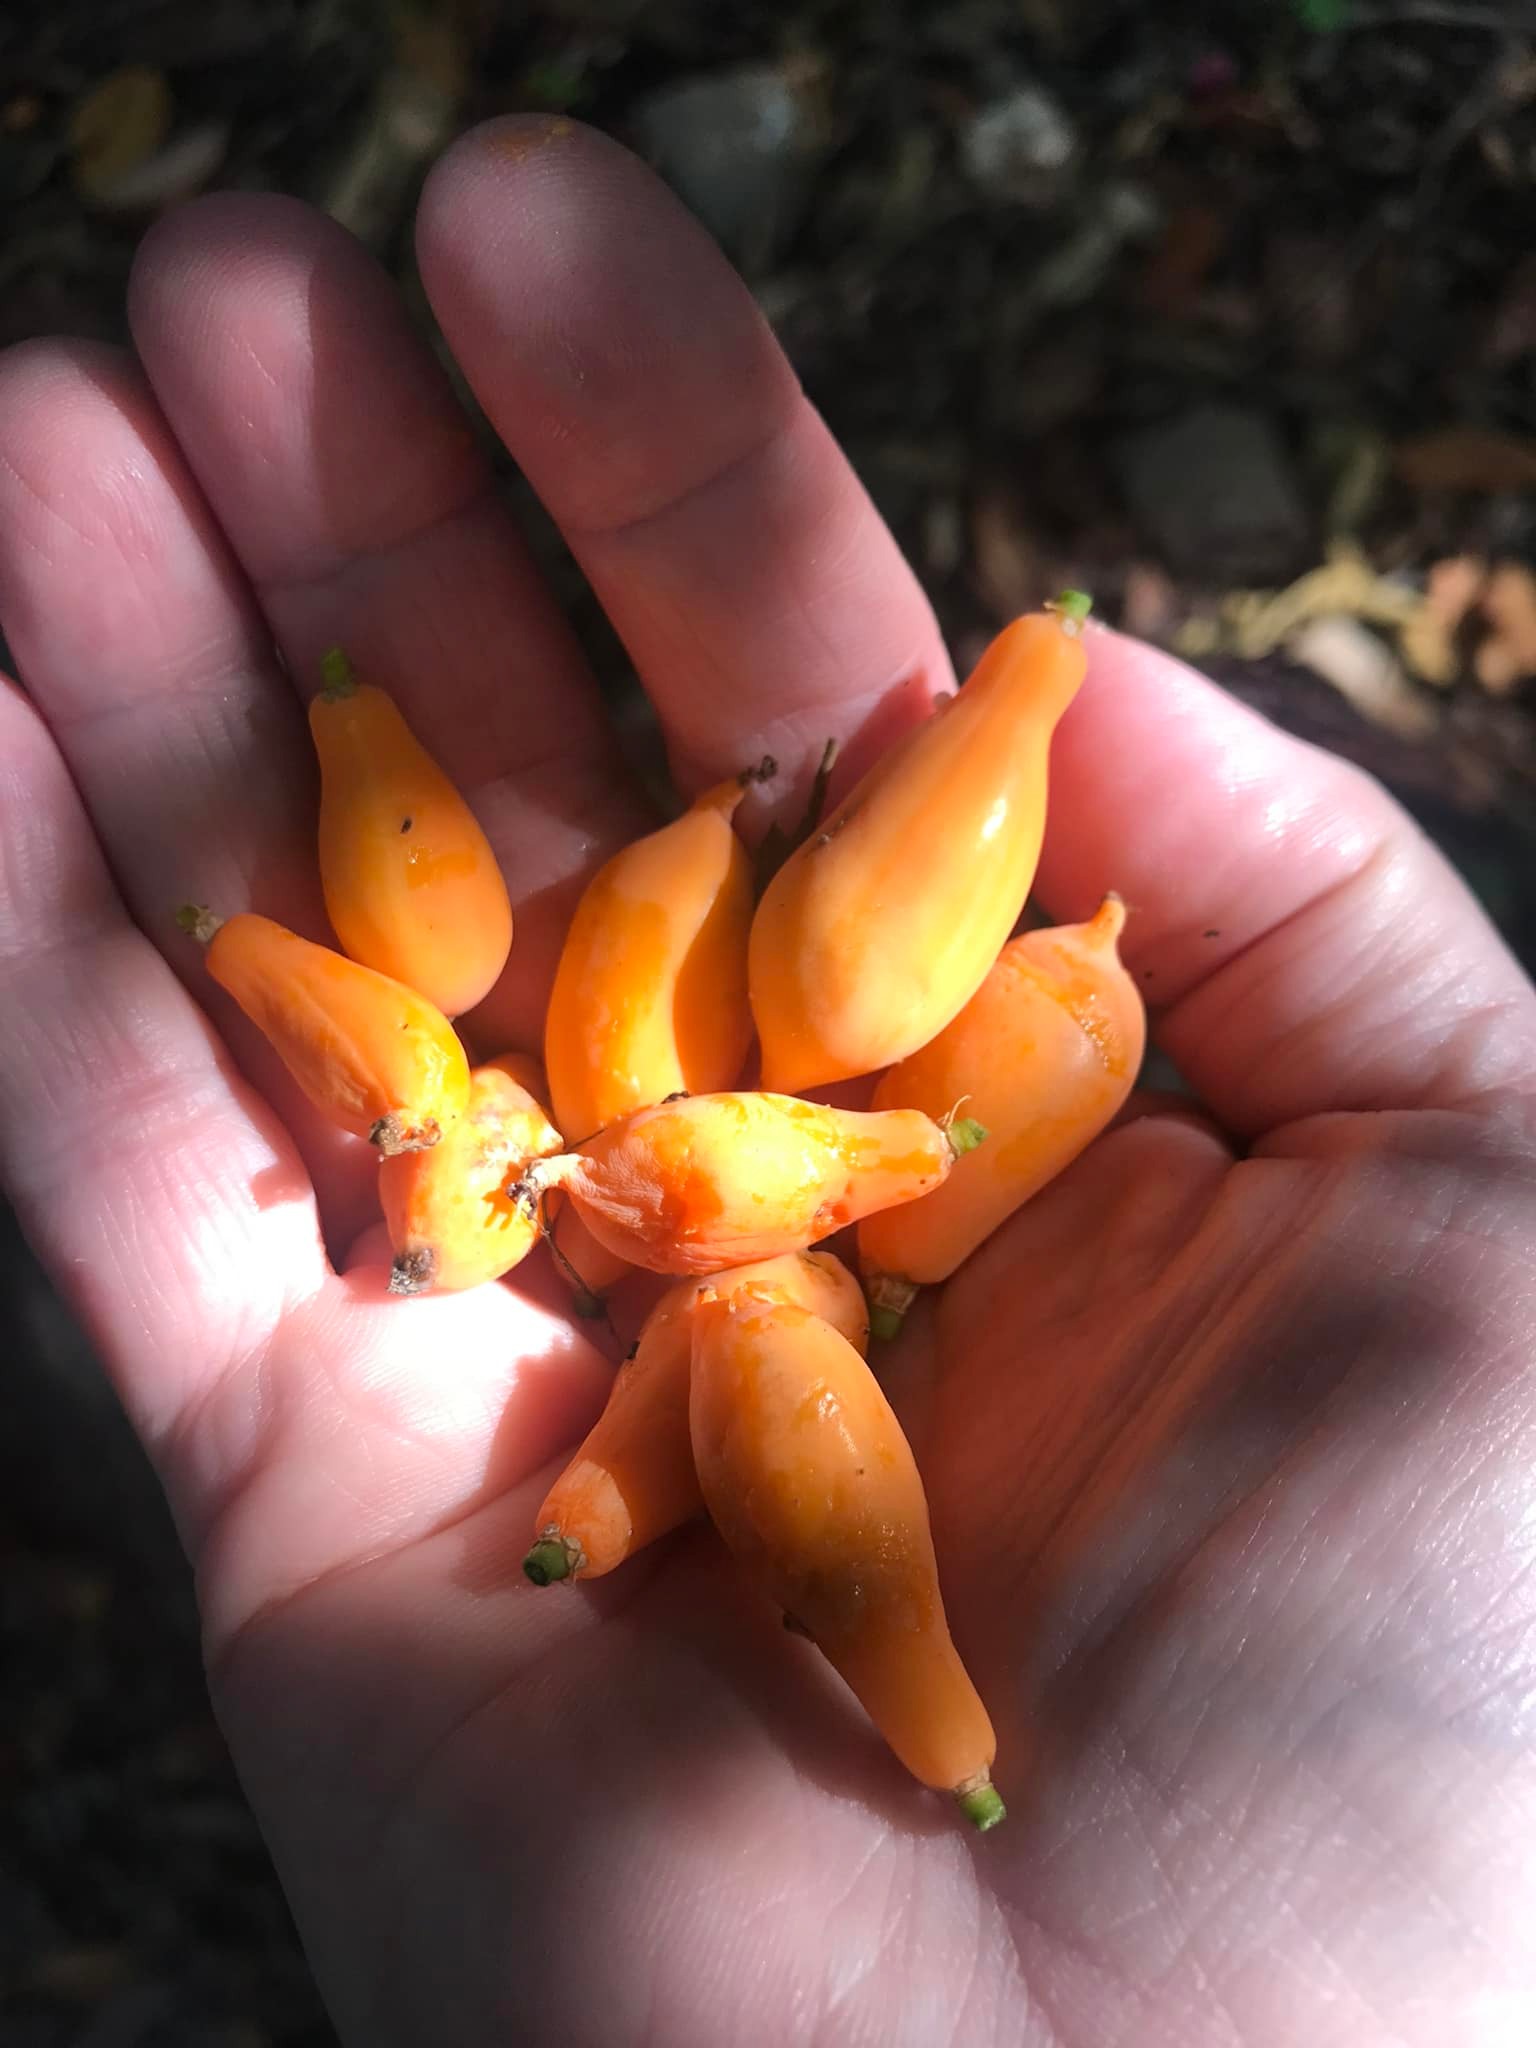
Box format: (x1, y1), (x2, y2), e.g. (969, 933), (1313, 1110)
(1, 120), (1534, 2047)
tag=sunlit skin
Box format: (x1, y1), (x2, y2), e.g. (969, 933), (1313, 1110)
(182, 907), (470, 1154)
(1, 119), (1534, 2048)
(516, 1091), (973, 1275)
(749, 606), (1087, 1093)
(379, 1055), (562, 1294)
(525, 1249), (868, 1585)
(692, 1292), (1003, 1827)
(311, 653), (513, 1017)
(861, 895), (1146, 1331)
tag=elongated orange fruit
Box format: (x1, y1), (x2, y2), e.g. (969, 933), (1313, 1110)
(483, 1049), (551, 1105)
(178, 907), (469, 1153)
(749, 596), (1090, 1091)
(311, 649), (512, 1017)
(513, 1091), (984, 1276)
(524, 1249), (868, 1585)
(380, 1055), (563, 1294)
(544, 767), (767, 1139)
(691, 1293), (1003, 1829)
(860, 896), (1145, 1333)
(542, 766), (767, 1304)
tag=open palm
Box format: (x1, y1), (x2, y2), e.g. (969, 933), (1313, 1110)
(2, 121), (1534, 2047)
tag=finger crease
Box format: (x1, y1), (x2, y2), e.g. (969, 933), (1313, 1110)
(557, 409), (793, 545)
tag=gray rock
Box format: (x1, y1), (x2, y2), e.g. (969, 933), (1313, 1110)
(632, 61), (830, 274)
(1115, 403), (1310, 584)
(960, 82), (1077, 208)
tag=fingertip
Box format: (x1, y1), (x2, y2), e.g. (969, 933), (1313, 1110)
(415, 113), (796, 535)
(128, 186), (482, 589)
(128, 188), (334, 332)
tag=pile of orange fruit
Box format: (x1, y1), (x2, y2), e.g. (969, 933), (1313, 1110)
(180, 592), (1145, 1832)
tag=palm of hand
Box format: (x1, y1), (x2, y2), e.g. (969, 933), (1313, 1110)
(212, 1102), (1533, 2047)
(1, 120), (1533, 2048)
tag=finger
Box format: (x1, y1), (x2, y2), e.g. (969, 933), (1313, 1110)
(1109, 1085), (1227, 1141)
(416, 117), (954, 804)
(0, 673), (326, 1464)
(1034, 628), (1536, 1133)
(127, 193), (648, 1046)
(0, 338), (372, 1236)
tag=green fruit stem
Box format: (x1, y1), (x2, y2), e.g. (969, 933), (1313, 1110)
(523, 1534), (581, 1586)
(866, 1272), (919, 1341)
(319, 645), (358, 700)
(954, 1774), (1006, 1832)
(174, 903), (224, 945)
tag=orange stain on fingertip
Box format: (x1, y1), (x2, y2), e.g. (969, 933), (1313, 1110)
(493, 117), (575, 164)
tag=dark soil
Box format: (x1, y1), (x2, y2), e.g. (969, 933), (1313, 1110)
(3, 4), (1535, 2041)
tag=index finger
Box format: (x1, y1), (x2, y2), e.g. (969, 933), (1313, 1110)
(416, 117), (954, 801)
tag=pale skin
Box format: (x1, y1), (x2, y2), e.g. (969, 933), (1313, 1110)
(1, 117), (1534, 2046)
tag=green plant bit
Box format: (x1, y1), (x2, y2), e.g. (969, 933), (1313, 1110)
(174, 903), (224, 945)
(319, 645), (359, 700)
(1045, 588), (1093, 633)
(954, 1773), (1006, 1832)
(524, 1533), (583, 1586)
(866, 1273), (919, 1342)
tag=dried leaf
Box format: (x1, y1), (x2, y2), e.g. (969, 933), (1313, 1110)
(69, 66), (171, 201)
(1427, 555), (1489, 634)
(1475, 561), (1536, 694)
(1394, 427), (1536, 496)
(1475, 636), (1526, 695)
(1172, 615), (1222, 659)
(1400, 555), (1487, 687)
(80, 121), (228, 215)
(1287, 616), (1438, 739)
(1219, 541), (1418, 660)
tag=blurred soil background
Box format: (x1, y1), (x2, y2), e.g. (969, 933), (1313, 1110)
(3, 1), (1535, 2041)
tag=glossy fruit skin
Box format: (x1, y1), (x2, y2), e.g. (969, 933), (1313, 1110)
(859, 896), (1145, 1300)
(690, 1294), (997, 1800)
(380, 1056), (562, 1294)
(484, 1050), (550, 1106)
(528, 1251), (868, 1582)
(311, 677), (512, 1017)
(544, 778), (756, 1142)
(749, 610), (1087, 1092)
(522, 1092), (957, 1276)
(201, 912), (469, 1153)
